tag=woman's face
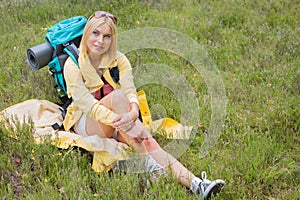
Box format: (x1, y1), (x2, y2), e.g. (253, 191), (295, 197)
(87, 23), (112, 57)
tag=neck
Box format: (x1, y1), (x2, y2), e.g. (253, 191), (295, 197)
(88, 53), (102, 68)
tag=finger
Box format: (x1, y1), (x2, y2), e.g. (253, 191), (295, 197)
(119, 120), (134, 131)
(124, 122), (135, 132)
(112, 115), (122, 123)
(120, 125), (132, 132)
(112, 122), (120, 128)
(116, 116), (130, 126)
(113, 117), (127, 127)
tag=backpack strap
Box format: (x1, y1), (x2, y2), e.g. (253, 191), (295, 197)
(52, 97), (73, 130)
(109, 65), (119, 83)
(63, 43), (80, 68)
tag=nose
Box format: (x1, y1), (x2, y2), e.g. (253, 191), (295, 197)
(97, 35), (104, 44)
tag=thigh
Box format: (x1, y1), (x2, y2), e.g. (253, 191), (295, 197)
(85, 115), (115, 138)
(84, 89), (125, 138)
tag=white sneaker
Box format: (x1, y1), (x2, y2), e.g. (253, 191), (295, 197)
(196, 171), (225, 199)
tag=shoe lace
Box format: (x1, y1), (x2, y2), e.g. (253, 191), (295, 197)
(200, 171), (208, 190)
(198, 171), (208, 200)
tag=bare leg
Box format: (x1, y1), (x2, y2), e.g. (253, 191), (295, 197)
(106, 90), (196, 188)
(84, 89), (196, 188)
(142, 138), (195, 188)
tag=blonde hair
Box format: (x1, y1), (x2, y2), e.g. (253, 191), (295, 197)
(79, 15), (117, 67)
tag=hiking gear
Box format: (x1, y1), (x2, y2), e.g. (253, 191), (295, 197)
(88, 11), (117, 24)
(45, 16), (87, 103)
(27, 16), (87, 104)
(40, 16), (87, 130)
(190, 171), (225, 199)
(26, 42), (54, 70)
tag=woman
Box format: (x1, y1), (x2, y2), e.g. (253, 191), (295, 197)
(63, 11), (225, 199)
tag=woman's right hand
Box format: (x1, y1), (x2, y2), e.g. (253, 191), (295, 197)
(113, 112), (150, 143)
(112, 112), (137, 132)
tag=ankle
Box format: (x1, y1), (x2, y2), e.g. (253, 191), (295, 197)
(190, 176), (202, 194)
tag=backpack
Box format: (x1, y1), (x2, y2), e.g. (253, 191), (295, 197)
(45, 16), (86, 104)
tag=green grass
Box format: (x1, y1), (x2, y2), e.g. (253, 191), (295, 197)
(0, 0), (299, 199)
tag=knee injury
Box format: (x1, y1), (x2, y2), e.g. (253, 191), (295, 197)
(142, 137), (161, 151)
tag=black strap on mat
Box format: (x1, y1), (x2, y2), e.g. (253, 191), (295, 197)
(52, 97), (73, 130)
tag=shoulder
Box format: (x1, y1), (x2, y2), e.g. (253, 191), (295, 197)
(116, 51), (124, 58)
(64, 57), (80, 78)
(116, 51), (126, 61)
(65, 57), (79, 69)
(115, 51), (131, 67)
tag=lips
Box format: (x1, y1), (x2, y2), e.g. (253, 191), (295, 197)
(94, 45), (104, 50)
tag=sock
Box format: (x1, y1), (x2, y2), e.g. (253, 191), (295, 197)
(190, 176), (202, 194)
(144, 155), (164, 173)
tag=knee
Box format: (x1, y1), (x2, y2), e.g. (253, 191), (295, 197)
(142, 137), (161, 152)
(113, 89), (128, 101)
(111, 89), (130, 110)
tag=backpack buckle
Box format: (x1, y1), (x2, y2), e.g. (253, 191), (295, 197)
(63, 42), (70, 47)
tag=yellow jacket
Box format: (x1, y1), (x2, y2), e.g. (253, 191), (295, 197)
(63, 51), (139, 131)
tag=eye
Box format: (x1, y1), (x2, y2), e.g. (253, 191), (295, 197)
(93, 30), (99, 36)
(104, 34), (111, 39)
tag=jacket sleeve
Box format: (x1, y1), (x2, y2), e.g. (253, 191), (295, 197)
(117, 53), (139, 105)
(64, 58), (118, 125)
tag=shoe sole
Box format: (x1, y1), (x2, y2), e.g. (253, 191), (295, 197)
(203, 180), (225, 199)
